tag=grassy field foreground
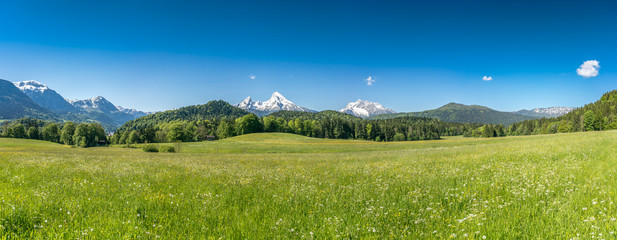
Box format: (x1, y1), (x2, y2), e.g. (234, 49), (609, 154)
(1, 132), (617, 238)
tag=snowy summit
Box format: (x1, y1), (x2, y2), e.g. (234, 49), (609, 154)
(69, 96), (120, 113)
(12, 80), (77, 114)
(13, 80), (50, 93)
(339, 99), (396, 118)
(234, 92), (314, 116)
(514, 107), (574, 118)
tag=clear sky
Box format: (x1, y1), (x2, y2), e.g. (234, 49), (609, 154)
(1, 0), (616, 112)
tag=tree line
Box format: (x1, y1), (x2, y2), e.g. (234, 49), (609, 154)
(0, 118), (107, 147)
(110, 113), (481, 144)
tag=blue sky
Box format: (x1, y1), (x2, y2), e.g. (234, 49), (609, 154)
(1, 0), (616, 112)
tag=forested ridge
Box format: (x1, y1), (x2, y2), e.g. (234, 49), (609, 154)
(369, 102), (536, 125)
(117, 100), (250, 131)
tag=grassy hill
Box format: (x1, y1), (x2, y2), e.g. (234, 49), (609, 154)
(138, 132), (440, 153)
(3, 131), (617, 238)
(369, 102), (536, 125)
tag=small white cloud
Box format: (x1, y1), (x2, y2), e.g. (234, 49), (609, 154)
(577, 60), (600, 78)
(249, 74), (256, 80)
(482, 76), (493, 81)
(365, 76), (375, 86)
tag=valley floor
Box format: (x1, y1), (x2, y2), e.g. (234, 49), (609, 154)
(1, 132), (617, 238)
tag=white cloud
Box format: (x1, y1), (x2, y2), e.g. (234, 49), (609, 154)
(365, 76), (375, 86)
(482, 76), (493, 81)
(249, 74), (256, 80)
(577, 60), (600, 78)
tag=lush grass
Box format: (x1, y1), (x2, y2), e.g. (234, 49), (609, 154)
(2, 132), (617, 238)
(129, 133), (501, 154)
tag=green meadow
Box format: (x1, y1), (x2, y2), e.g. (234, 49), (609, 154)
(2, 132), (617, 239)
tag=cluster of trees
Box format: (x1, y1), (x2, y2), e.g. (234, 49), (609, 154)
(466, 90), (617, 138)
(112, 111), (481, 144)
(463, 124), (507, 138)
(0, 118), (107, 147)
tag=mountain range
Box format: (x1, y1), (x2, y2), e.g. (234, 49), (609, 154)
(2, 79), (152, 130)
(1, 79), (575, 130)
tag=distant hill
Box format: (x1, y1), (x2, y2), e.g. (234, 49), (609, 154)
(117, 100), (250, 131)
(8, 80), (154, 131)
(369, 102), (536, 125)
(0, 79), (58, 120)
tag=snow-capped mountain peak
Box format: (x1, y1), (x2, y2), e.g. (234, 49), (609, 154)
(234, 92), (314, 116)
(530, 107), (574, 115)
(514, 106), (574, 118)
(70, 96), (119, 112)
(262, 91), (298, 109)
(339, 99), (396, 118)
(12, 80), (77, 114)
(269, 91), (286, 101)
(236, 96), (255, 108)
(13, 80), (50, 93)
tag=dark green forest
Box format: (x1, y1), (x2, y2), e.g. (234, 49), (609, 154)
(0, 118), (107, 147)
